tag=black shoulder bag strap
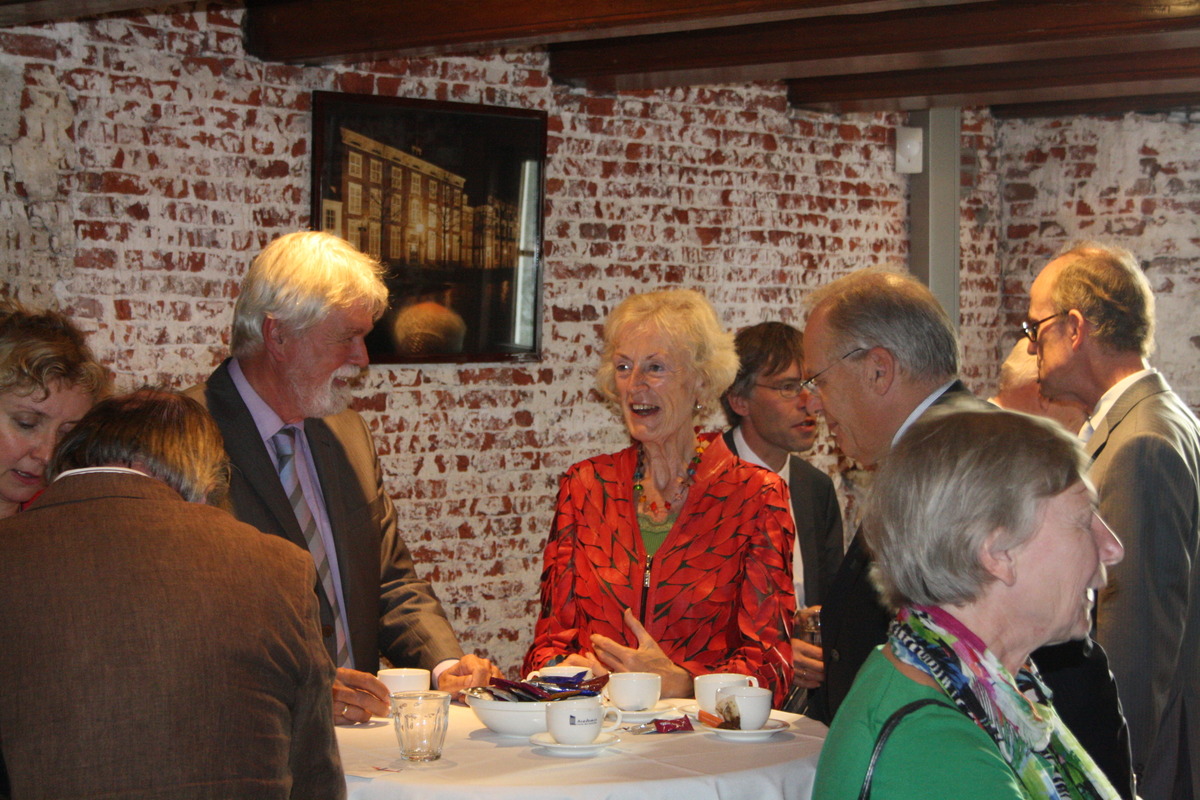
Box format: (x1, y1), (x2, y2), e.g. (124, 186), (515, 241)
(858, 698), (953, 800)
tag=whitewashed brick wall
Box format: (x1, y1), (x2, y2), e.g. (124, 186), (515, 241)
(3, 3), (1196, 673)
(997, 113), (1200, 413)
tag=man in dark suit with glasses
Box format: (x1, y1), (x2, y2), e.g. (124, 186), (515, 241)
(800, 268), (1133, 798)
(721, 321), (844, 713)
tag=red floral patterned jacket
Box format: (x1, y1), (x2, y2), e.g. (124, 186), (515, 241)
(523, 433), (797, 706)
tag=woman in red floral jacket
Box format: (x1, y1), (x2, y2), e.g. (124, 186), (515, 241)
(523, 290), (797, 706)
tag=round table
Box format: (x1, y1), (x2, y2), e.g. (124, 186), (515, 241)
(336, 699), (827, 800)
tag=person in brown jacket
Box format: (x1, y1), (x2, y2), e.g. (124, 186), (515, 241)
(0, 389), (344, 799)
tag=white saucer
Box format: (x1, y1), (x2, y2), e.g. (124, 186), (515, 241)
(610, 701), (679, 723)
(699, 718), (789, 741)
(529, 731), (620, 757)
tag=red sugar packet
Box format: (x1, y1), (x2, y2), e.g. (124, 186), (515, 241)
(652, 715), (694, 733)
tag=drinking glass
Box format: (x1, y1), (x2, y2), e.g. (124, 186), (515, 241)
(390, 690), (451, 762)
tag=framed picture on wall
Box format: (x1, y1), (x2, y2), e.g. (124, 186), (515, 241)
(311, 90), (546, 363)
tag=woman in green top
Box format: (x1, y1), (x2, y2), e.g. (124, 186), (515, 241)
(813, 409), (1124, 800)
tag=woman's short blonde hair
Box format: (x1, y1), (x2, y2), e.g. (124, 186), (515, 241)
(864, 408), (1088, 610)
(0, 301), (109, 400)
(596, 289), (738, 413)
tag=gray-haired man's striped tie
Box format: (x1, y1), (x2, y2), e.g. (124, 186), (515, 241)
(271, 425), (351, 668)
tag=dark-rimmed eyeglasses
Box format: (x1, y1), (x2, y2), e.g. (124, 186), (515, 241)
(754, 381), (808, 399)
(1021, 312), (1064, 343)
(800, 347), (867, 393)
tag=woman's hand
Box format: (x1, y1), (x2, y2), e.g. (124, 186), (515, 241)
(559, 652), (609, 676)
(590, 608), (693, 698)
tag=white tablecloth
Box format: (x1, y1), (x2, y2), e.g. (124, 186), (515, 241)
(337, 700), (827, 800)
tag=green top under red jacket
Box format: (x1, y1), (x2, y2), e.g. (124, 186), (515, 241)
(523, 432), (797, 706)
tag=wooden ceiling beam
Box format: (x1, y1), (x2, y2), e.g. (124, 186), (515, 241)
(240, 0), (975, 64)
(549, 0), (1200, 91)
(787, 46), (1200, 112)
(0, 0), (165, 26)
(7, 0), (1200, 118)
(797, 77), (1200, 113)
(992, 92), (1200, 118)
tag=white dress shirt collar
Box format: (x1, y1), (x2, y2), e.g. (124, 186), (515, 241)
(892, 379), (958, 447)
(1081, 368), (1156, 443)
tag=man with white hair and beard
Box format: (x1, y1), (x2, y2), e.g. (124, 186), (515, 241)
(189, 231), (497, 725)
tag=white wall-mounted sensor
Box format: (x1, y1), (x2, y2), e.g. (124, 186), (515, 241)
(896, 126), (923, 174)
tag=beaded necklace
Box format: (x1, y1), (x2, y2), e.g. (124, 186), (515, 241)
(633, 429), (710, 520)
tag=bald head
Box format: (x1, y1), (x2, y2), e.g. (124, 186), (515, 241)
(1044, 243), (1155, 357)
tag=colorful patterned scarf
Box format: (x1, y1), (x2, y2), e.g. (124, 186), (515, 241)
(890, 605), (1119, 800)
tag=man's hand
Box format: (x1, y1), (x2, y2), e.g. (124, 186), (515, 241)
(436, 653), (503, 697)
(792, 605), (824, 690)
(791, 638), (825, 690)
(333, 668), (389, 724)
(590, 608), (692, 698)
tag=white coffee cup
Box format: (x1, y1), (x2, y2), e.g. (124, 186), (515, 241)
(527, 665), (593, 682)
(715, 684), (772, 730)
(606, 672), (661, 712)
(694, 673), (760, 715)
(545, 696), (622, 745)
(379, 668), (431, 694)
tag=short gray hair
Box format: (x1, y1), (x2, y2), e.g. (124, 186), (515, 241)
(1050, 241), (1155, 358)
(864, 408), (1087, 609)
(596, 289), (738, 413)
(807, 269), (958, 383)
(50, 389), (229, 503)
(231, 231), (388, 357)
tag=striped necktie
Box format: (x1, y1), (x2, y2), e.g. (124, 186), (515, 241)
(271, 425), (351, 668)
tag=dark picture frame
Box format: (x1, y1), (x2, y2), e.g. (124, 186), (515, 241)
(311, 90), (546, 363)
